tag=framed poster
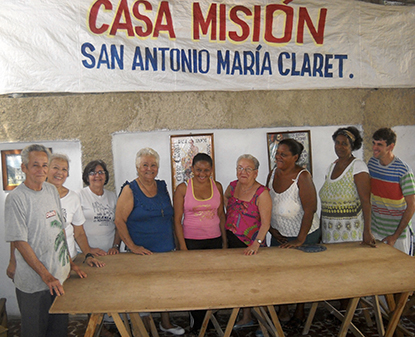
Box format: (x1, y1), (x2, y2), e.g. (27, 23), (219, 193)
(170, 133), (214, 191)
(1, 149), (25, 190)
(266, 130), (312, 174)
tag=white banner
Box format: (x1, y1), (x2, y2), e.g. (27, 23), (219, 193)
(0, 0), (414, 94)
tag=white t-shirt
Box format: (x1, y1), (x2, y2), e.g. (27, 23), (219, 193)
(61, 190), (86, 258)
(77, 187), (117, 252)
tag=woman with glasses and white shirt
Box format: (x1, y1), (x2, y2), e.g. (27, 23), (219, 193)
(78, 160), (121, 255)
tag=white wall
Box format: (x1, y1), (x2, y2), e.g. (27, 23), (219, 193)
(393, 126), (415, 173)
(112, 125), (362, 197)
(0, 140), (82, 317)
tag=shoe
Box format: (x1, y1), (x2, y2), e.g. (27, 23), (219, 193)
(255, 329), (264, 337)
(159, 323), (185, 335)
(233, 320), (255, 329)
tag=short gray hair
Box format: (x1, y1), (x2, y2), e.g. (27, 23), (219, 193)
(49, 153), (70, 175)
(237, 154), (260, 170)
(135, 148), (160, 168)
(21, 144), (51, 167)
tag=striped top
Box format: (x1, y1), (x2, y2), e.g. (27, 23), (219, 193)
(368, 156), (415, 238)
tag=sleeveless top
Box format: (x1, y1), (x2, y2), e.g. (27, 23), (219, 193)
(225, 180), (268, 246)
(183, 178), (222, 240)
(123, 179), (175, 252)
(268, 168), (319, 237)
(319, 158), (368, 243)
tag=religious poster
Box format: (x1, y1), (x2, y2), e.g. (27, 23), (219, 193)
(170, 133), (214, 191)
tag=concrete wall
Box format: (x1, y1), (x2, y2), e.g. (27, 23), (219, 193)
(1, 88), (414, 191)
(0, 87), (414, 316)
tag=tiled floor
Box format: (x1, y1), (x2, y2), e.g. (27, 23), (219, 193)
(6, 302), (415, 337)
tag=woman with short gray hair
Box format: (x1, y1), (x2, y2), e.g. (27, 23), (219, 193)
(115, 148), (184, 335)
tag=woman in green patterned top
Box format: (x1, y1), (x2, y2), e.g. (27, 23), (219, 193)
(319, 126), (376, 246)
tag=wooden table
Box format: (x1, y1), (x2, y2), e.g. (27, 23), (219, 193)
(50, 242), (415, 337)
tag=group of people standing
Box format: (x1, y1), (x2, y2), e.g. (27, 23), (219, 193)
(5, 127), (415, 337)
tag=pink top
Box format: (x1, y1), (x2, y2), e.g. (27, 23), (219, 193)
(183, 178), (222, 240)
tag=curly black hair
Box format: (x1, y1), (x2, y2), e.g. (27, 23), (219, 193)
(332, 126), (363, 151)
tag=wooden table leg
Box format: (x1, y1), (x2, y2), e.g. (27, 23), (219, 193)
(84, 313), (103, 337)
(338, 297), (360, 337)
(371, 296), (385, 336)
(199, 310), (214, 337)
(302, 302), (319, 335)
(199, 310), (224, 337)
(210, 311), (224, 337)
(148, 314), (159, 337)
(121, 313), (132, 336)
(403, 292), (415, 316)
(384, 292), (411, 337)
(322, 301), (364, 337)
(130, 313), (151, 337)
(111, 312), (132, 337)
(223, 308), (240, 337)
(266, 306), (285, 337)
(252, 307), (270, 337)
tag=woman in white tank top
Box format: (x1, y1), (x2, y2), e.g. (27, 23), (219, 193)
(265, 138), (320, 326)
(266, 139), (320, 248)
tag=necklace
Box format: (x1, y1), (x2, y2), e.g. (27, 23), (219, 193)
(137, 176), (164, 217)
(240, 182), (255, 193)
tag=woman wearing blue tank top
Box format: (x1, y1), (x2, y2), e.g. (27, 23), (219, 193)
(115, 148), (184, 336)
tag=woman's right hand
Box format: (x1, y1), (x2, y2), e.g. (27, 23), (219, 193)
(85, 256), (106, 268)
(130, 245), (153, 255)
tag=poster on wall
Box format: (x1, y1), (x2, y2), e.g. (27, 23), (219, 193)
(267, 130), (312, 174)
(1, 150), (24, 190)
(170, 133), (214, 191)
(0, 0), (414, 94)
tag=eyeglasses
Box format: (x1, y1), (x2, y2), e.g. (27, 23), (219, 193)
(88, 170), (106, 176)
(236, 166), (256, 174)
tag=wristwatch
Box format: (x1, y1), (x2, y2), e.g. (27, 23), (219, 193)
(257, 239), (263, 244)
(113, 244), (120, 249)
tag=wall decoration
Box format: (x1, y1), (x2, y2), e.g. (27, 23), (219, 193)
(266, 130), (312, 174)
(2, 149), (25, 190)
(170, 133), (214, 191)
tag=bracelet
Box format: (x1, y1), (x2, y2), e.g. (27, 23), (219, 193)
(83, 253), (94, 264)
(113, 244), (120, 249)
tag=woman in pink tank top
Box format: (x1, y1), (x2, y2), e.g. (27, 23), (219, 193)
(174, 153), (226, 250)
(173, 153), (227, 333)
